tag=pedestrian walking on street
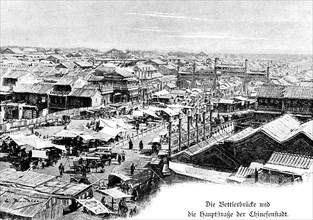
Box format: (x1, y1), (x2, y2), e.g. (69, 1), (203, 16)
(129, 139), (133, 150)
(130, 163), (135, 175)
(139, 140), (143, 151)
(58, 163), (64, 176)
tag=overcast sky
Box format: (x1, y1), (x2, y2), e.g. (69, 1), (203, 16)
(1, 1), (312, 54)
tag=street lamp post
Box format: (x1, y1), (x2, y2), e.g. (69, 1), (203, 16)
(209, 103), (214, 137)
(178, 112), (182, 151)
(202, 105), (206, 141)
(187, 109), (192, 147)
(196, 106), (199, 143)
(168, 116), (173, 158)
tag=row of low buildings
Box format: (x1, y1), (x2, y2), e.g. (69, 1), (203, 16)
(0, 50), (180, 122)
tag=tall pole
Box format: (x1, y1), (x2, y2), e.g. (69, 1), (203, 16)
(168, 117), (172, 158)
(202, 106), (206, 141)
(209, 104), (213, 137)
(177, 66), (180, 89)
(178, 113), (182, 151)
(187, 109), (191, 147)
(192, 61), (196, 88)
(196, 107), (199, 143)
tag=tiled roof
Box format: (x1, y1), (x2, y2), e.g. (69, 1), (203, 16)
(0, 186), (51, 218)
(0, 168), (55, 187)
(74, 61), (93, 68)
(257, 85), (285, 98)
(0, 168), (91, 197)
(227, 166), (255, 183)
(34, 83), (54, 94)
(58, 62), (76, 69)
(152, 72), (163, 79)
(262, 114), (300, 142)
(257, 85), (313, 100)
(13, 83), (53, 94)
(151, 59), (166, 65)
(115, 68), (136, 78)
(69, 87), (100, 97)
(56, 75), (79, 85)
(284, 86), (313, 99)
(226, 114), (313, 144)
(13, 83), (34, 93)
(2, 68), (29, 79)
(88, 75), (104, 81)
(267, 152), (313, 169)
(1, 47), (24, 54)
(226, 127), (258, 142)
(136, 64), (158, 71)
(285, 120), (313, 141)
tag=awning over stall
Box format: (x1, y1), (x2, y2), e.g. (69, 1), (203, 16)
(32, 150), (48, 159)
(98, 187), (133, 199)
(109, 173), (132, 182)
(54, 129), (83, 138)
(76, 198), (113, 215)
(9, 134), (56, 150)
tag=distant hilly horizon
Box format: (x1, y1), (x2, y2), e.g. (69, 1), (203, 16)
(1, 45), (312, 59)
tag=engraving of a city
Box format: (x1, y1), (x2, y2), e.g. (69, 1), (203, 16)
(0, 1), (312, 219)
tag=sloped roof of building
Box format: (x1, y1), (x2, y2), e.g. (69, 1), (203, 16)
(257, 85), (313, 100)
(263, 152), (313, 176)
(285, 120), (313, 141)
(151, 59), (166, 65)
(55, 75), (79, 85)
(32, 66), (54, 77)
(46, 54), (66, 60)
(257, 85), (285, 98)
(267, 152), (313, 169)
(57, 62), (76, 69)
(34, 179), (91, 196)
(226, 127), (258, 142)
(152, 72), (163, 79)
(227, 166), (255, 183)
(0, 168), (55, 188)
(1, 47), (24, 54)
(226, 114), (312, 144)
(115, 67), (136, 78)
(2, 68), (30, 79)
(136, 64), (158, 71)
(87, 75), (104, 81)
(33, 83), (54, 94)
(262, 114), (300, 143)
(13, 83), (34, 93)
(0, 186), (51, 218)
(69, 87), (100, 97)
(74, 61), (93, 68)
(0, 168), (91, 197)
(284, 86), (313, 99)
